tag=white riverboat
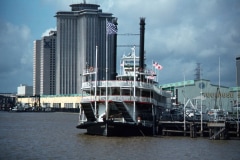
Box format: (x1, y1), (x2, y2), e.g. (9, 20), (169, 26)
(76, 47), (171, 136)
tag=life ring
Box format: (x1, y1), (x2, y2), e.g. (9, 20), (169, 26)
(89, 67), (94, 72)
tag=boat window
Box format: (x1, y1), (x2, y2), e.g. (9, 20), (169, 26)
(112, 89), (120, 95)
(142, 91), (150, 97)
(122, 90), (131, 96)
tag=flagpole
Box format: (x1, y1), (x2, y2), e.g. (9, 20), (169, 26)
(94, 46), (98, 118)
(156, 63), (158, 82)
(120, 60), (121, 75)
(152, 60), (154, 71)
(183, 69), (186, 136)
(152, 60), (153, 82)
(133, 46), (136, 122)
(200, 64), (203, 136)
(105, 19), (109, 122)
(152, 60), (156, 81)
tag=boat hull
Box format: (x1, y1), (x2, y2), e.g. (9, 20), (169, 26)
(77, 121), (154, 136)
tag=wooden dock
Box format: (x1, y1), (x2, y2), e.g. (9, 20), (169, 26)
(158, 120), (239, 140)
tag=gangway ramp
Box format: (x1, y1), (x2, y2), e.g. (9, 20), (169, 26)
(81, 102), (96, 122)
(113, 101), (134, 122)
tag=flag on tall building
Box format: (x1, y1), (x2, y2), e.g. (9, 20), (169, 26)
(106, 21), (117, 34)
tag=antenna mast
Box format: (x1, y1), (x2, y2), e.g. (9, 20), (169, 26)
(195, 63), (201, 80)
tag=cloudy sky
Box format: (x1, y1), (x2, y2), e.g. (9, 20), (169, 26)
(0, 0), (239, 93)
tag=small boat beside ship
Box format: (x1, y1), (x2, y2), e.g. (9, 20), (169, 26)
(76, 47), (171, 136)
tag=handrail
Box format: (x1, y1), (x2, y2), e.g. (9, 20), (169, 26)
(81, 95), (167, 107)
(82, 80), (155, 89)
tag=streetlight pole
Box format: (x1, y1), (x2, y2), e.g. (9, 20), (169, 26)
(200, 65), (203, 137)
(237, 84), (239, 137)
(183, 71), (186, 136)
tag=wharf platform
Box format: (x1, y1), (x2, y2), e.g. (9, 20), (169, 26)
(158, 120), (240, 140)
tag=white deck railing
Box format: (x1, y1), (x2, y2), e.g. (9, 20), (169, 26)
(82, 95), (167, 107)
(82, 80), (154, 90)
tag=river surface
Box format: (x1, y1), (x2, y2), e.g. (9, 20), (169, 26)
(0, 112), (239, 160)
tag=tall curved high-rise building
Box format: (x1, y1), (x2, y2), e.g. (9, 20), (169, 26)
(55, 3), (117, 94)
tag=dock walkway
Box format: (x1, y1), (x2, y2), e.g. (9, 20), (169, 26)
(159, 120), (239, 140)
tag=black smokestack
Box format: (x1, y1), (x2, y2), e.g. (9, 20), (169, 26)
(113, 18), (118, 79)
(139, 18), (145, 77)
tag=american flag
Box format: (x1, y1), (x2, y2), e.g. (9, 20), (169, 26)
(153, 61), (158, 67)
(150, 70), (155, 75)
(146, 76), (155, 80)
(146, 69), (155, 75)
(153, 61), (163, 70)
(156, 64), (163, 70)
(146, 69), (155, 80)
(106, 21), (117, 34)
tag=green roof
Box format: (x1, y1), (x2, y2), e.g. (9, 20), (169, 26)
(161, 80), (195, 88)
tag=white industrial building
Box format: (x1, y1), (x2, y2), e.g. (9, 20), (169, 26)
(17, 84), (33, 96)
(161, 79), (236, 113)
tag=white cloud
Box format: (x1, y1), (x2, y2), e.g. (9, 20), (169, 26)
(2, 23), (30, 44)
(164, 25), (198, 55)
(199, 48), (217, 58)
(42, 0), (69, 10)
(197, 0), (218, 16)
(41, 27), (57, 37)
(0, 21), (32, 92)
(32, 0), (240, 88)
